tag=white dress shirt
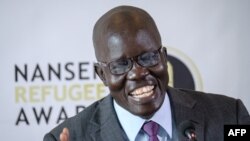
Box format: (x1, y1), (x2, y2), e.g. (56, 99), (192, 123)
(113, 93), (172, 141)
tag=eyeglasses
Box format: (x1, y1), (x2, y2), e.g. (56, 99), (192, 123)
(97, 47), (162, 75)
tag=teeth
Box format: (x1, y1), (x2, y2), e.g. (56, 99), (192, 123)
(130, 85), (154, 98)
(132, 91), (154, 98)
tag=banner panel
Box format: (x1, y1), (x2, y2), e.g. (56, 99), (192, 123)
(1, 0), (249, 140)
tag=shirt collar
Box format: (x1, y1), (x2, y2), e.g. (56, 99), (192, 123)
(113, 93), (172, 141)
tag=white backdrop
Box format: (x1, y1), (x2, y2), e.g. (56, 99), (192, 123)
(1, 0), (250, 140)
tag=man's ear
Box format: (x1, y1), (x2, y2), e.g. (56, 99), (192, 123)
(161, 46), (168, 61)
(94, 63), (108, 86)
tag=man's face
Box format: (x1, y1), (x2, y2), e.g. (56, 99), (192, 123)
(97, 29), (168, 119)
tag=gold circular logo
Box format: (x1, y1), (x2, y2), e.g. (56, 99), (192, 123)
(165, 46), (203, 91)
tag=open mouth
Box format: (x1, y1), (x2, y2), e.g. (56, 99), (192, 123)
(129, 85), (155, 98)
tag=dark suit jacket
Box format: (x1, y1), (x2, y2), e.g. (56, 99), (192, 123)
(43, 87), (250, 141)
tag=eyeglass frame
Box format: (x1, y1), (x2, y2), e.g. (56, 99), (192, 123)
(95, 46), (167, 75)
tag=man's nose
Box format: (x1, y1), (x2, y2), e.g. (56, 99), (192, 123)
(126, 62), (149, 80)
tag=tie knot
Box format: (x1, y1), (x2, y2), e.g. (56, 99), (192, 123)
(143, 121), (159, 136)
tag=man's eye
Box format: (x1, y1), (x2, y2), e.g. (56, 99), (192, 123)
(116, 60), (129, 66)
(110, 59), (130, 69)
(140, 52), (155, 61)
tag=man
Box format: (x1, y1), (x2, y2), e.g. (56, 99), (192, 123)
(44, 5), (250, 141)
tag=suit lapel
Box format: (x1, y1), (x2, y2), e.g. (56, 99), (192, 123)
(168, 87), (204, 141)
(87, 95), (128, 141)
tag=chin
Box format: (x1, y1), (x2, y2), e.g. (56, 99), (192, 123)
(138, 100), (165, 119)
(137, 111), (156, 119)
(131, 106), (159, 119)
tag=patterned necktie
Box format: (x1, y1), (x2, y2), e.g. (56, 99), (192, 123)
(143, 121), (159, 141)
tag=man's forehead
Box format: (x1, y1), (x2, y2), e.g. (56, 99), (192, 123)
(96, 28), (160, 62)
(107, 30), (158, 50)
(99, 34), (159, 63)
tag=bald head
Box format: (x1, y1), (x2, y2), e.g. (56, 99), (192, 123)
(93, 6), (162, 62)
